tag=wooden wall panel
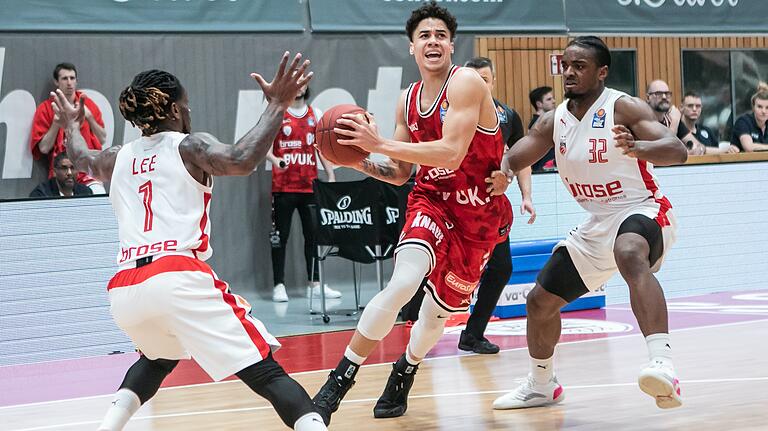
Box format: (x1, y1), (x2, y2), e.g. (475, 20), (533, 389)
(476, 35), (767, 128)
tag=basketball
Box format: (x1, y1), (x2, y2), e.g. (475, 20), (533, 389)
(315, 104), (370, 166)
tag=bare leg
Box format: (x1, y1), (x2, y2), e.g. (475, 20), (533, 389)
(614, 232), (668, 336)
(526, 284), (568, 359)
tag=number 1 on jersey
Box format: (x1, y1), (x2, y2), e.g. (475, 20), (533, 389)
(138, 180), (154, 232)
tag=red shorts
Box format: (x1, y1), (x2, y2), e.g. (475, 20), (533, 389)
(395, 200), (498, 313)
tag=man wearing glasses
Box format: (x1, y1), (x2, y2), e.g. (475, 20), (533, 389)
(646, 80), (705, 155)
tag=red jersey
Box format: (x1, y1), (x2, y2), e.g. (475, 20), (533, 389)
(405, 65), (507, 245)
(30, 91), (103, 183)
(271, 106), (319, 193)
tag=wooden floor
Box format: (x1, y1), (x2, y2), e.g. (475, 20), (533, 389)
(3, 319), (767, 431)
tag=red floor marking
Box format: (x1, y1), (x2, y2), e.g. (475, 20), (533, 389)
(2, 289), (766, 407)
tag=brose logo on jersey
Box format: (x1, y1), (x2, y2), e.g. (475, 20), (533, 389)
(279, 140), (303, 149)
(565, 177), (624, 200)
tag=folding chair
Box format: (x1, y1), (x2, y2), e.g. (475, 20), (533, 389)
(310, 177), (410, 323)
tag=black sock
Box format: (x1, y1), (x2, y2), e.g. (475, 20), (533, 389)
(394, 354), (418, 375)
(334, 357), (359, 382)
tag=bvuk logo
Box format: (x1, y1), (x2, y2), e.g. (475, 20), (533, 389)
(439, 100), (449, 123)
(592, 108), (606, 128)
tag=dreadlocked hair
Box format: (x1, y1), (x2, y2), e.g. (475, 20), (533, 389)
(119, 70), (183, 136)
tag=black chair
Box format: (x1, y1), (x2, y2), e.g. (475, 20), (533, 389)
(310, 177), (410, 323)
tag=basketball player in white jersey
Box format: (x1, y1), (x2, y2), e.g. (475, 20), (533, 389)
(492, 36), (688, 410)
(52, 52), (327, 431)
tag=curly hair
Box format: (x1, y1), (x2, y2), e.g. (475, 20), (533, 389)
(405, 1), (458, 42)
(119, 70), (183, 136)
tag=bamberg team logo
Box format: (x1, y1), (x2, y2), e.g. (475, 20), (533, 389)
(282, 125), (292, 136)
(439, 100), (449, 123)
(592, 108), (606, 128)
(559, 138), (567, 155)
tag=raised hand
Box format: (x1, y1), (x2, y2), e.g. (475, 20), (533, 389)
(250, 52), (313, 109)
(50, 89), (85, 129)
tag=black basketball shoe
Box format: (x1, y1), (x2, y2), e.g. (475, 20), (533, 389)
(373, 355), (419, 418)
(312, 369), (355, 425)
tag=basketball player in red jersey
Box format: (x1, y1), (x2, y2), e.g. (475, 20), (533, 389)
(493, 36), (688, 411)
(52, 53), (327, 431)
(313, 1), (508, 423)
(266, 84), (340, 303)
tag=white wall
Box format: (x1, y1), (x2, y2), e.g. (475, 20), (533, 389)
(504, 162), (768, 304)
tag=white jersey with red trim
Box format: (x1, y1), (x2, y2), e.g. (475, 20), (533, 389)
(110, 131), (213, 266)
(553, 88), (672, 224)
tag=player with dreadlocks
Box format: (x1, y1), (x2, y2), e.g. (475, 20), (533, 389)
(52, 52), (327, 431)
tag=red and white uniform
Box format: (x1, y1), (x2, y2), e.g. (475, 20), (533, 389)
(107, 131), (279, 381)
(396, 66), (508, 312)
(553, 88), (677, 290)
(271, 106), (320, 193)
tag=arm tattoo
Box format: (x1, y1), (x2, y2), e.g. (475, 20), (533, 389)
(360, 159), (396, 179)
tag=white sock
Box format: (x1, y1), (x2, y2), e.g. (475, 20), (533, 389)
(646, 333), (673, 367)
(530, 355), (554, 385)
(97, 389), (141, 431)
(293, 412), (327, 431)
(344, 346), (367, 366)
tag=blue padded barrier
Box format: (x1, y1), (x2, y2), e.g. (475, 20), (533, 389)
(471, 238), (606, 319)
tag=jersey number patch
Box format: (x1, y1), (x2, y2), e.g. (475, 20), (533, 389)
(588, 138), (608, 164)
(138, 180), (154, 232)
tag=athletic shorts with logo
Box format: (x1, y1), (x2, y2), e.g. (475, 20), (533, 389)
(108, 255), (280, 381)
(395, 199), (498, 313)
(556, 205), (677, 292)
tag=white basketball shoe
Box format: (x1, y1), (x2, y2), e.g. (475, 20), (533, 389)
(638, 360), (682, 409)
(493, 374), (564, 409)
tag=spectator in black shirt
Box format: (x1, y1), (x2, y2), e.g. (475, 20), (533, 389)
(646, 80), (705, 155)
(461, 57), (536, 354)
(731, 83), (768, 152)
(680, 91), (739, 154)
(29, 152), (93, 198)
(528, 86), (556, 171)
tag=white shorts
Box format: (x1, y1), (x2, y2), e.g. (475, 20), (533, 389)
(108, 255), (280, 381)
(556, 205), (677, 292)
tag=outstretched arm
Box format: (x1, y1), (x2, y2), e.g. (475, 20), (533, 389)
(50, 90), (121, 183)
(180, 52), (313, 176)
(614, 97), (687, 166)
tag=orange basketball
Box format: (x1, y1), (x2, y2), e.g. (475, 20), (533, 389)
(315, 104), (370, 166)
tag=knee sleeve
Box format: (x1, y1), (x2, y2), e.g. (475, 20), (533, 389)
(407, 295), (450, 360)
(119, 356), (178, 404)
(236, 354), (316, 428)
(357, 248), (430, 341)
